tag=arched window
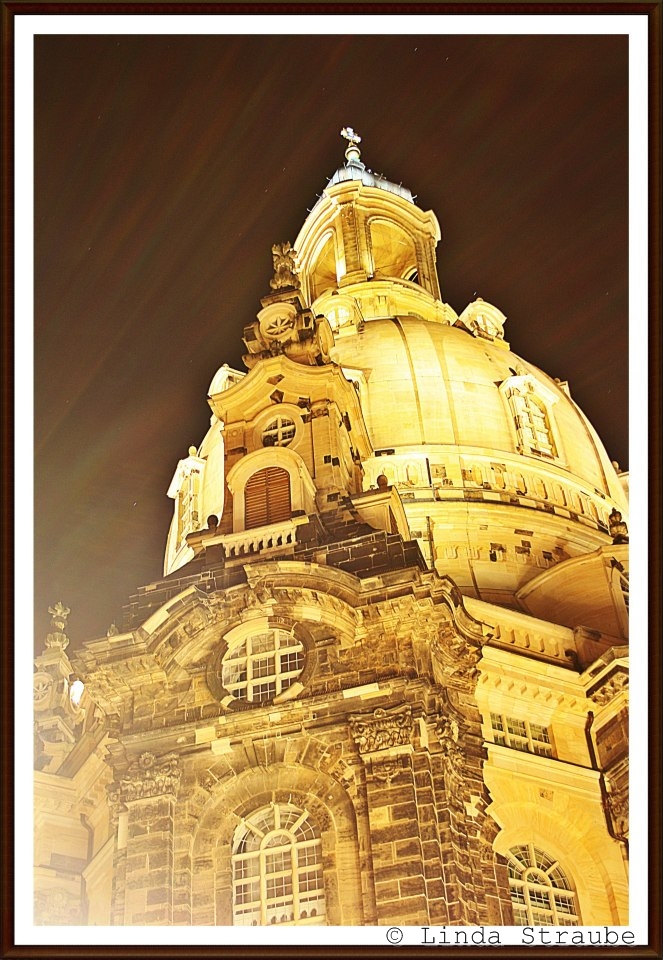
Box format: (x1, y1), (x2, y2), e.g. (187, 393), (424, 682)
(510, 391), (556, 457)
(244, 467), (291, 530)
(500, 375), (560, 461)
(232, 803), (326, 926)
(507, 844), (579, 926)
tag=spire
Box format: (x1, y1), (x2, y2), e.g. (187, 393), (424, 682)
(340, 126), (362, 165)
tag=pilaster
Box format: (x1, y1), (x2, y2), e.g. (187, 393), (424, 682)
(349, 705), (432, 925)
(107, 752), (181, 925)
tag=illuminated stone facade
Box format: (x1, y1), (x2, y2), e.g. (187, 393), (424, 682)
(34, 131), (629, 927)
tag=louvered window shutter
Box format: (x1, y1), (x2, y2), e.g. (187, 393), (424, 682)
(244, 467), (291, 530)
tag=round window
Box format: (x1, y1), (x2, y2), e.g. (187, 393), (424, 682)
(262, 416), (296, 448)
(221, 629), (305, 705)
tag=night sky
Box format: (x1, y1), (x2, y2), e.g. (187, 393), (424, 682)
(33, 31), (629, 649)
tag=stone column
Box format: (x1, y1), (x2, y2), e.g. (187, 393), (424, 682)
(107, 752), (181, 925)
(339, 202), (366, 285)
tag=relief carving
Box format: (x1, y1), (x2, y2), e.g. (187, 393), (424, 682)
(270, 241), (300, 291)
(370, 759), (402, 785)
(107, 751), (181, 806)
(606, 788), (628, 839)
(437, 713), (464, 773)
(590, 671), (629, 706)
(349, 704), (413, 755)
(33, 672), (53, 706)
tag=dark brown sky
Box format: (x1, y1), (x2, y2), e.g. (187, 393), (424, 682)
(34, 32), (629, 648)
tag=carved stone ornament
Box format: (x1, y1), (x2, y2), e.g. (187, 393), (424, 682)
(44, 601), (71, 650)
(370, 759), (402, 785)
(589, 671), (629, 706)
(270, 241), (300, 291)
(34, 886), (82, 925)
(606, 789), (628, 838)
(437, 713), (464, 772)
(33, 672), (53, 705)
(107, 751), (181, 806)
(349, 705), (413, 755)
(431, 623), (481, 684)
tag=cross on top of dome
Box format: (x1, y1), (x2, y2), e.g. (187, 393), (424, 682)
(341, 126), (362, 163)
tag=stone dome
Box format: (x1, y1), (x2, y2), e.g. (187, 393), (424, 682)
(164, 132), (628, 610)
(290, 134), (628, 604)
(323, 307), (628, 606)
(328, 314), (626, 509)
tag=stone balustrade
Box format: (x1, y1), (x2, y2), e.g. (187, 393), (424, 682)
(218, 519), (301, 560)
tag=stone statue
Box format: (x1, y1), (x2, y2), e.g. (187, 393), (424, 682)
(269, 241), (300, 291)
(609, 509), (629, 544)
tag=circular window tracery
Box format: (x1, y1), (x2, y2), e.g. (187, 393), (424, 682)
(221, 629), (305, 705)
(262, 417), (296, 448)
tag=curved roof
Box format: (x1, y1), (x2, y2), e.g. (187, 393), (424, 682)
(329, 314), (627, 509)
(325, 157), (414, 203)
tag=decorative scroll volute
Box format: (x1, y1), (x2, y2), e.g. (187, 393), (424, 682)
(606, 788), (628, 839)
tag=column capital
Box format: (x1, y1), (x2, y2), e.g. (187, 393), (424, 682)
(107, 751), (181, 807)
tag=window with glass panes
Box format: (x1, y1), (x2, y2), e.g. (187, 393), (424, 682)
(262, 417), (296, 447)
(221, 630), (305, 704)
(507, 844), (579, 926)
(232, 803), (326, 926)
(509, 389), (556, 458)
(490, 713), (553, 757)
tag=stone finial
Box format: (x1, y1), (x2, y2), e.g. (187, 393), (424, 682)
(48, 601), (70, 629)
(269, 241), (300, 291)
(45, 601), (71, 650)
(609, 508), (629, 544)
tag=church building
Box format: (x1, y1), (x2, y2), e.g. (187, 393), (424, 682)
(34, 129), (630, 927)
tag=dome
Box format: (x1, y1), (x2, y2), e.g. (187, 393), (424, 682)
(321, 306), (627, 605)
(164, 130), (628, 612)
(329, 315), (626, 507)
(324, 158), (414, 203)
